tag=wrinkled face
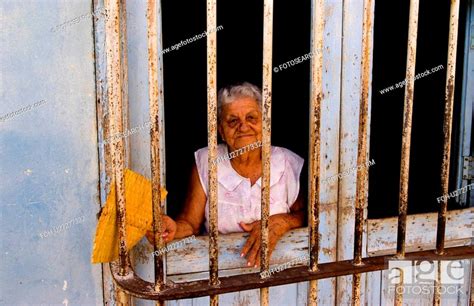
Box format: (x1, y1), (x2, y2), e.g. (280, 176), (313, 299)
(218, 97), (262, 151)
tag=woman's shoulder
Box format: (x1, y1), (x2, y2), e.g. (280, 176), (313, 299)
(271, 146), (304, 167)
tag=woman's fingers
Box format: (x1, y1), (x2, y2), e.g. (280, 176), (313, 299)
(150, 215), (176, 242)
(246, 237), (261, 267)
(254, 249), (261, 267)
(241, 230), (258, 258)
(239, 221), (256, 232)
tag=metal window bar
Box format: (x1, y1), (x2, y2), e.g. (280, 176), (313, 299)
(394, 0), (420, 304)
(308, 0), (324, 304)
(147, 1), (165, 304)
(106, 0), (474, 304)
(206, 0), (219, 305)
(260, 0), (274, 305)
(434, 0), (461, 304)
(105, 0), (128, 275)
(351, 0), (373, 304)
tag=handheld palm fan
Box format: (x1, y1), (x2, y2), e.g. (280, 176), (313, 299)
(91, 169), (167, 263)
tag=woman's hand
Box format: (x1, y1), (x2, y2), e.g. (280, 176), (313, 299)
(239, 214), (292, 267)
(145, 215), (177, 244)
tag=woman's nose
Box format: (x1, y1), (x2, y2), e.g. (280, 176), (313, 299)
(239, 122), (250, 132)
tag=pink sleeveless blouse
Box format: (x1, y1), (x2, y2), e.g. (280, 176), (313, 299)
(194, 144), (304, 234)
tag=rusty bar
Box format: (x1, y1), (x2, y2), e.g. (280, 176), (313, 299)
(260, 0), (274, 305)
(110, 246), (474, 300)
(120, 0), (131, 168)
(118, 1), (132, 304)
(393, 275), (404, 306)
(432, 260), (442, 305)
(308, 0), (324, 304)
(206, 0), (219, 305)
(352, 274), (361, 306)
(394, 1), (419, 304)
(147, 0), (165, 297)
(396, 0), (420, 260)
(104, 0), (127, 274)
(353, 0), (373, 269)
(436, 0), (461, 255)
(352, 0), (374, 303)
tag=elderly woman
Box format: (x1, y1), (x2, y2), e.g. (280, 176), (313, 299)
(148, 82), (305, 267)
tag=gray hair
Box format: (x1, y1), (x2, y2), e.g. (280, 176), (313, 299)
(217, 82), (262, 121)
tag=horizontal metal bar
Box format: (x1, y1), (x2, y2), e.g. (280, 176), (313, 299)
(110, 246), (474, 300)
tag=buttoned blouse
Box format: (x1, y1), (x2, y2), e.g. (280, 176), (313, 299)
(194, 144), (304, 234)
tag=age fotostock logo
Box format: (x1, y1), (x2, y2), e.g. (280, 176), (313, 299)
(387, 260), (466, 299)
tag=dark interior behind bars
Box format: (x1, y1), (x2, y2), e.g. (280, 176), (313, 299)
(160, 0), (470, 222)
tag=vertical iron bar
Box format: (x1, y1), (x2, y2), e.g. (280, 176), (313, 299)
(436, 0), (461, 255)
(207, 0), (219, 305)
(104, 0), (127, 275)
(147, 0), (165, 300)
(395, 0), (420, 304)
(308, 0), (324, 305)
(432, 260), (442, 305)
(260, 1), (274, 306)
(120, 0), (131, 168)
(396, 0), (419, 259)
(119, 2), (132, 304)
(352, 0), (374, 304)
(434, 0), (461, 302)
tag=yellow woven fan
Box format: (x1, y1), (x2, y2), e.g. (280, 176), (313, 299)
(91, 169), (167, 263)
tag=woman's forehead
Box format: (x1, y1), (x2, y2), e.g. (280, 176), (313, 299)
(222, 97), (260, 115)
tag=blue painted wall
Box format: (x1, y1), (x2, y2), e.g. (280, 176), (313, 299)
(0, 1), (103, 305)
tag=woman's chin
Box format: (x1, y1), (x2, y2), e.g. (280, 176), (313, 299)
(235, 139), (256, 148)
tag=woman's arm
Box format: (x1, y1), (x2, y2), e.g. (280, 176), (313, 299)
(173, 162), (207, 239)
(240, 189), (305, 267)
(147, 162), (206, 243)
(271, 190), (305, 232)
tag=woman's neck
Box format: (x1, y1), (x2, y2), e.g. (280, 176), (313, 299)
(229, 149), (262, 184)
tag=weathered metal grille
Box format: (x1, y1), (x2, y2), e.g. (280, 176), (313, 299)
(104, 0), (473, 305)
